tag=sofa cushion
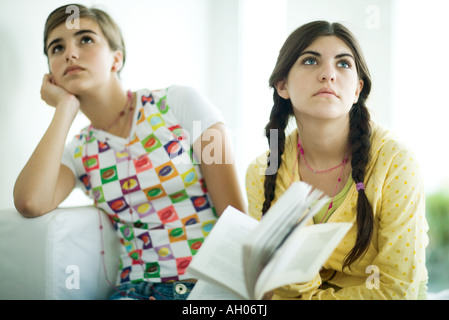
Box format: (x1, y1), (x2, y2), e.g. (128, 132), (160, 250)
(0, 206), (119, 299)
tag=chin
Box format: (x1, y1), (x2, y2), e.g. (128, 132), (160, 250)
(62, 82), (90, 96)
(316, 104), (351, 117)
(321, 110), (350, 120)
(297, 105), (349, 119)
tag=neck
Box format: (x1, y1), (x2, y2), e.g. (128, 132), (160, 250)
(78, 81), (134, 136)
(296, 116), (350, 169)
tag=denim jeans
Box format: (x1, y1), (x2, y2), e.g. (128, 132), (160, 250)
(108, 280), (195, 300)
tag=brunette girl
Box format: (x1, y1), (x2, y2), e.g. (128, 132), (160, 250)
(246, 21), (428, 299)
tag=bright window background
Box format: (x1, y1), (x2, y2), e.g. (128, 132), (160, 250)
(391, 0), (449, 194)
(0, 0), (448, 210)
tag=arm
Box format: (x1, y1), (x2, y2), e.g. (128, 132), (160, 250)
(13, 74), (80, 217)
(193, 122), (247, 216)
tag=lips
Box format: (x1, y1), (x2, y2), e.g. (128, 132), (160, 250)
(315, 87), (338, 97)
(63, 65), (85, 76)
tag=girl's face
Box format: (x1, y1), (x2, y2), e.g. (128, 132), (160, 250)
(276, 36), (364, 121)
(46, 18), (122, 94)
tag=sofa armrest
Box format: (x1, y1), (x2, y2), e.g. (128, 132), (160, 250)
(0, 206), (119, 299)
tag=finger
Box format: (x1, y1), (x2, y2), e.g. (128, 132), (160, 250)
(48, 74), (56, 85)
(43, 73), (56, 85)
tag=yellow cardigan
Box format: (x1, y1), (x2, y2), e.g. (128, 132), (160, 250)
(245, 123), (429, 300)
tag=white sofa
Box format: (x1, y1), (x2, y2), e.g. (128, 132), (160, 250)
(1, 206), (448, 300)
(0, 206), (120, 300)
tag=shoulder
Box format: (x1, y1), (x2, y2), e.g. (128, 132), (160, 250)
(167, 84), (199, 95)
(64, 126), (90, 148)
(246, 150), (269, 195)
(139, 85), (215, 114)
(370, 123), (418, 165)
(246, 130), (298, 185)
(137, 85), (200, 101)
(246, 150), (269, 220)
(246, 151), (270, 181)
(149, 84), (217, 115)
(165, 85), (210, 103)
(368, 123), (422, 186)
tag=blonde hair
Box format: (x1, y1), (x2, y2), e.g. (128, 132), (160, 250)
(43, 4), (126, 72)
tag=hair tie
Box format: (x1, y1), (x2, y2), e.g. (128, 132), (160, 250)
(356, 182), (365, 192)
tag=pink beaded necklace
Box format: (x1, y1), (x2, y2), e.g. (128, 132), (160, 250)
(102, 90), (134, 131)
(298, 138), (347, 174)
(291, 136), (348, 224)
(85, 90), (162, 299)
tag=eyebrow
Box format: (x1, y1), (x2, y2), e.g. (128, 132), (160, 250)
(47, 29), (98, 52)
(299, 50), (355, 60)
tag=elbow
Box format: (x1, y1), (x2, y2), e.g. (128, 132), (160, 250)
(14, 199), (39, 218)
(13, 195), (48, 218)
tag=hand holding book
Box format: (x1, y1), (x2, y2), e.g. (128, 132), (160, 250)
(187, 182), (352, 300)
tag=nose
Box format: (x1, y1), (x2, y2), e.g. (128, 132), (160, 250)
(65, 43), (79, 62)
(319, 63), (336, 82)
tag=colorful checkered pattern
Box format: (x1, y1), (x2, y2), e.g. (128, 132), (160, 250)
(66, 88), (217, 284)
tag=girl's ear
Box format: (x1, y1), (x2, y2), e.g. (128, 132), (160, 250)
(353, 79), (364, 104)
(111, 51), (124, 72)
(275, 79), (290, 100)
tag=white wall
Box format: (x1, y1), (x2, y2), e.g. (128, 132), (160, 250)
(392, 0), (449, 193)
(1, 0), (447, 211)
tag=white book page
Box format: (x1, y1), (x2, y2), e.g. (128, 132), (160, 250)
(254, 222), (352, 299)
(243, 182), (329, 298)
(186, 206), (259, 300)
(187, 279), (244, 300)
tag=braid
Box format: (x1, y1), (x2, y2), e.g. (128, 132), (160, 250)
(263, 20), (374, 270)
(343, 102), (374, 269)
(262, 93), (293, 215)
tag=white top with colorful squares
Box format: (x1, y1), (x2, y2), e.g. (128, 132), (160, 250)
(62, 85), (225, 285)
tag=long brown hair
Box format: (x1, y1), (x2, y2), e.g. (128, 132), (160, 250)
(264, 21), (373, 270)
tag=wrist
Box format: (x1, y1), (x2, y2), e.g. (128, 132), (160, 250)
(54, 98), (80, 125)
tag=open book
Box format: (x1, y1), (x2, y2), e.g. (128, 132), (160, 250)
(186, 181), (352, 300)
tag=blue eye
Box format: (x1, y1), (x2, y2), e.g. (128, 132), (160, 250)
(337, 60), (351, 68)
(302, 57), (317, 65)
(51, 45), (63, 54)
(80, 36), (93, 44)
